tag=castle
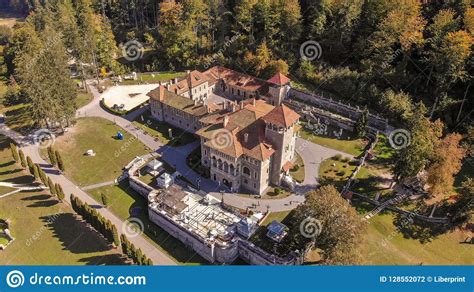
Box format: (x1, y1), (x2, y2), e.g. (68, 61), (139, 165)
(148, 66), (300, 195)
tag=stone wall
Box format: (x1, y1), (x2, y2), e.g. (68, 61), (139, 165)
(288, 88), (388, 131)
(148, 208), (239, 264)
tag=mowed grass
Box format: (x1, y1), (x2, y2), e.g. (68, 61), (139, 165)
(289, 153), (305, 183)
(76, 90), (93, 108)
(319, 156), (356, 189)
(363, 212), (473, 265)
(0, 135), (125, 265)
(298, 123), (367, 156)
(132, 110), (197, 146)
(88, 181), (207, 265)
(46, 117), (150, 187)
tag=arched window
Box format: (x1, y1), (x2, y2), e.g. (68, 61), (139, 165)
(212, 156), (217, 167)
(230, 164), (235, 175)
(218, 159), (223, 170)
(243, 167), (250, 176)
(224, 161), (229, 173)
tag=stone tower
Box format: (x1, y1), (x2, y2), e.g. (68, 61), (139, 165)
(262, 105), (300, 185)
(267, 73), (291, 106)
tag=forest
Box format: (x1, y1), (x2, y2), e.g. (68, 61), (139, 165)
(2, 0), (472, 131)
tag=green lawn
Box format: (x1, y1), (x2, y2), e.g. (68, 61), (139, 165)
(298, 122), (367, 156)
(133, 109), (197, 146)
(3, 103), (35, 134)
(44, 117), (150, 187)
(88, 181), (207, 265)
(363, 212), (473, 265)
(289, 153), (305, 183)
(121, 72), (186, 85)
(0, 135), (125, 265)
(76, 90), (93, 108)
(319, 156), (356, 189)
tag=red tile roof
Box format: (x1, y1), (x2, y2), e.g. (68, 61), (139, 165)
(261, 104), (300, 127)
(203, 66), (269, 93)
(267, 73), (291, 86)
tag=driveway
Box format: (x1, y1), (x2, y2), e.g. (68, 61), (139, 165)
(295, 137), (353, 185)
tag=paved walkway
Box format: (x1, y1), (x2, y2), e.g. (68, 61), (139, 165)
(0, 122), (176, 265)
(295, 138), (353, 185)
(82, 180), (117, 191)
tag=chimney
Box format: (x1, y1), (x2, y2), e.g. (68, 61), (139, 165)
(223, 116), (229, 127)
(252, 98), (256, 106)
(166, 84), (171, 91)
(240, 101), (244, 110)
(186, 70), (191, 75)
(174, 77), (179, 84)
(244, 133), (249, 143)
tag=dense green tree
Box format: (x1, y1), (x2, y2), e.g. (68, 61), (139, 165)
(18, 149), (26, 167)
(355, 107), (369, 138)
(292, 185), (366, 265)
(47, 146), (57, 166)
(393, 105), (444, 180)
(48, 177), (56, 196)
(101, 193), (108, 207)
(55, 150), (65, 172)
(10, 143), (19, 162)
(33, 163), (41, 181)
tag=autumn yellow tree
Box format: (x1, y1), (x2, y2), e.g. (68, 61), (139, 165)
(426, 133), (467, 203)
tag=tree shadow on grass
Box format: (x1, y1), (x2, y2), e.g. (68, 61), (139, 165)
(0, 168), (23, 176)
(78, 254), (127, 266)
(40, 213), (113, 254)
(0, 161), (15, 168)
(22, 194), (51, 201)
(27, 199), (58, 208)
(393, 213), (449, 244)
(2, 174), (35, 185)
